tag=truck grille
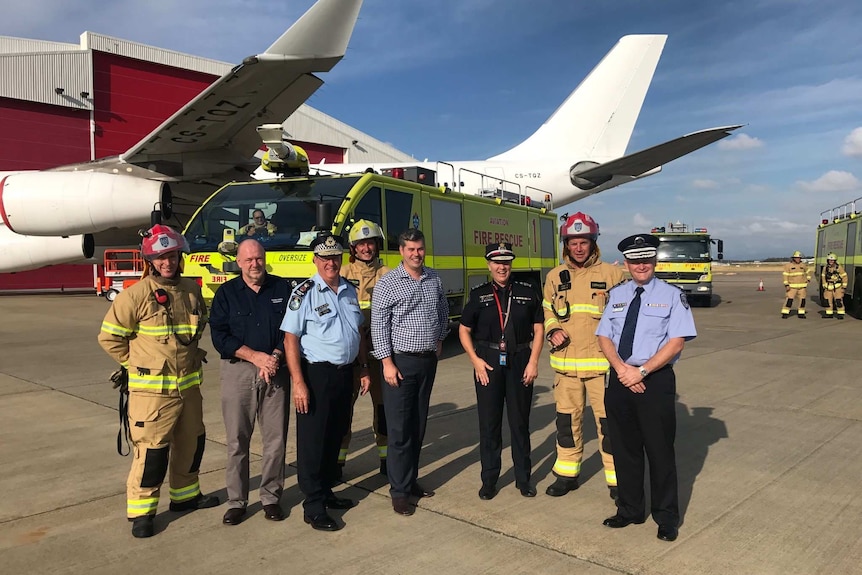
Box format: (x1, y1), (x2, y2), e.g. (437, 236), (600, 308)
(656, 271), (703, 282)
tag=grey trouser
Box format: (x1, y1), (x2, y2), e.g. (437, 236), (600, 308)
(220, 359), (289, 508)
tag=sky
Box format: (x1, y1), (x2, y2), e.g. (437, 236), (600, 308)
(2, 0), (862, 260)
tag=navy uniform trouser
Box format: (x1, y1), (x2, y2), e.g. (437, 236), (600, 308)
(381, 353), (438, 499)
(474, 346), (533, 487)
(296, 360), (353, 517)
(605, 365), (679, 527)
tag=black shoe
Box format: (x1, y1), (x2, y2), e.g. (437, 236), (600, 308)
(603, 514), (646, 529)
(379, 459), (387, 476)
(798, 313), (807, 319)
(131, 515), (155, 538)
(609, 486), (618, 501)
(392, 497), (414, 516)
(781, 313), (789, 319)
(304, 513), (340, 531)
(516, 483), (537, 497)
(222, 507), (245, 525)
(411, 483), (435, 498)
(657, 524), (679, 541)
(478, 483), (497, 500)
(263, 504), (285, 521)
(324, 495), (356, 510)
(169, 493), (220, 512)
(545, 476), (579, 497)
(837, 314), (845, 320)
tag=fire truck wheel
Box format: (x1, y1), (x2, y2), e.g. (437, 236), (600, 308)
(106, 288), (119, 302)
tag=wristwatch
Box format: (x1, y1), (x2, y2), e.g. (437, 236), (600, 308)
(638, 366), (649, 378)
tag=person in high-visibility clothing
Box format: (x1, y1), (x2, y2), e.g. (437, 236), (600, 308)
(782, 250), (811, 318)
(821, 253), (848, 319)
(542, 212), (624, 499)
(98, 225), (219, 538)
(338, 219), (390, 476)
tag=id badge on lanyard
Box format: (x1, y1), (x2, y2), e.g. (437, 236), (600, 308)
(493, 287), (512, 367)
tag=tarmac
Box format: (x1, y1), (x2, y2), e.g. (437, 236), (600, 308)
(1, 271), (860, 575)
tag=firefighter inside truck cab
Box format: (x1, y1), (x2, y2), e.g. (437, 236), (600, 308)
(238, 209), (277, 238)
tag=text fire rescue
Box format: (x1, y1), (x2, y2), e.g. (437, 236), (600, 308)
(472, 230), (524, 247)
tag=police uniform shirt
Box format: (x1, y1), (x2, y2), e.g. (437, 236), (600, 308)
(596, 277), (697, 366)
(460, 281), (542, 346)
(280, 273), (363, 365)
(209, 274), (290, 358)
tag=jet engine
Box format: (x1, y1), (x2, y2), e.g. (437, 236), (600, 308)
(0, 172), (171, 236)
(569, 161), (612, 191)
(0, 224), (94, 273)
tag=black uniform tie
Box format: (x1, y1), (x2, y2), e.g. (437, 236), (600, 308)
(617, 287), (644, 361)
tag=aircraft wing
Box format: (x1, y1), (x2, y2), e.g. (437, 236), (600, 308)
(571, 125), (743, 187)
(118, 0), (363, 180)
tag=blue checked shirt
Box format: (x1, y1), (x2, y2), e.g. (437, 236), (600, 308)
(371, 264), (450, 359)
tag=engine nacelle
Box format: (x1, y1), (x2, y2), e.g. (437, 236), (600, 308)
(0, 224), (94, 273)
(569, 160), (611, 191)
(0, 172), (171, 236)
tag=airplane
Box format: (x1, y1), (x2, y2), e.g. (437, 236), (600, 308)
(297, 34), (742, 208)
(0, 0), (364, 273)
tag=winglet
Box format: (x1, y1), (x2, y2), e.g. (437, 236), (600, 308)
(263, 0), (363, 70)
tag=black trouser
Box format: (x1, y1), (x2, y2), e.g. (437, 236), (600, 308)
(381, 352), (438, 499)
(474, 346), (533, 487)
(605, 365), (678, 527)
(296, 360), (353, 517)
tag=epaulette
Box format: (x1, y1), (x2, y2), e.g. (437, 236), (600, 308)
(470, 281), (491, 291)
(608, 279), (629, 292)
(288, 278), (315, 311)
(515, 280), (534, 288)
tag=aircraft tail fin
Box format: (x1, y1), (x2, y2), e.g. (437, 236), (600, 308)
(488, 34), (666, 162)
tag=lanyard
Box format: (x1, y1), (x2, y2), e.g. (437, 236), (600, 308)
(491, 284), (513, 338)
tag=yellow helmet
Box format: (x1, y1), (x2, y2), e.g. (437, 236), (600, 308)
(792, 250), (803, 258)
(827, 252), (837, 261)
(348, 219), (384, 245)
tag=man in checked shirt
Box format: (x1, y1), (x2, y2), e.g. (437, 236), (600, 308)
(371, 228), (450, 517)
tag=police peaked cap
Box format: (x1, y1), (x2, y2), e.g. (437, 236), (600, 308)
(618, 234), (659, 260)
(485, 242), (516, 262)
(311, 232), (344, 256)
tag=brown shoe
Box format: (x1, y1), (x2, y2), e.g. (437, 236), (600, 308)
(392, 497), (414, 516)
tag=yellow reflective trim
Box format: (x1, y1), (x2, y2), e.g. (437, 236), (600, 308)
(358, 301), (371, 309)
(101, 321), (133, 336)
(378, 446), (388, 458)
(552, 460), (581, 477)
(169, 481), (201, 502)
(788, 283), (807, 288)
(544, 317), (560, 329)
(127, 497), (159, 515)
(128, 370), (203, 392)
(605, 469), (617, 486)
(137, 324), (199, 336)
(549, 356), (610, 371)
(338, 448), (348, 463)
(542, 301), (598, 314)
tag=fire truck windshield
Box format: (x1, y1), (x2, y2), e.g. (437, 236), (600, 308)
(184, 177), (360, 253)
(657, 238), (711, 262)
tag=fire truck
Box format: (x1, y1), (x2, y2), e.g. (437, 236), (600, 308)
(96, 248), (144, 302)
(815, 197), (862, 313)
(181, 165), (560, 315)
(649, 222), (724, 306)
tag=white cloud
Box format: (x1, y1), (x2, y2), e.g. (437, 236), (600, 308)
(842, 127), (862, 158)
(717, 134), (764, 151)
(632, 213), (650, 227)
(796, 170), (860, 192)
(692, 179), (719, 189)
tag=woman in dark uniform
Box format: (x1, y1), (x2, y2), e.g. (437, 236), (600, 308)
(459, 242), (544, 500)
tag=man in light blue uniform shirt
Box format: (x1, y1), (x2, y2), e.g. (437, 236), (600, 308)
(282, 232), (370, 532)
(596, 234), (696, 543)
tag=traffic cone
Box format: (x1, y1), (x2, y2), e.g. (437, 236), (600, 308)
(757, 279), (765, 291)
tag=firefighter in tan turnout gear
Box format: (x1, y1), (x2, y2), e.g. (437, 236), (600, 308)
(821, 253), (848, 319)
(98, 225), (219, 538)
(782, 250), (811, 318)
(542, 212), (624, 499)
(338, 220), (390, 476)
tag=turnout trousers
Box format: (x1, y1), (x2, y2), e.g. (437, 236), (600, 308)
(126, 385), (206, 518)
(339, 356), (387, 465)
(782, 287), (807, 316)
(605, 365), (679, 527)
(551, 372), (616, 486)
(296, 361), (353, 517)
(220, 360), (289, 509)
(823, 287), (845, 316)
(474, 346), (533, 486)
(382, 353), (438, 499)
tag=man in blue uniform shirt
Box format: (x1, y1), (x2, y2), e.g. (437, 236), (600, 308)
(596, 234), (696, 542)
(281, 232), (370, 532)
